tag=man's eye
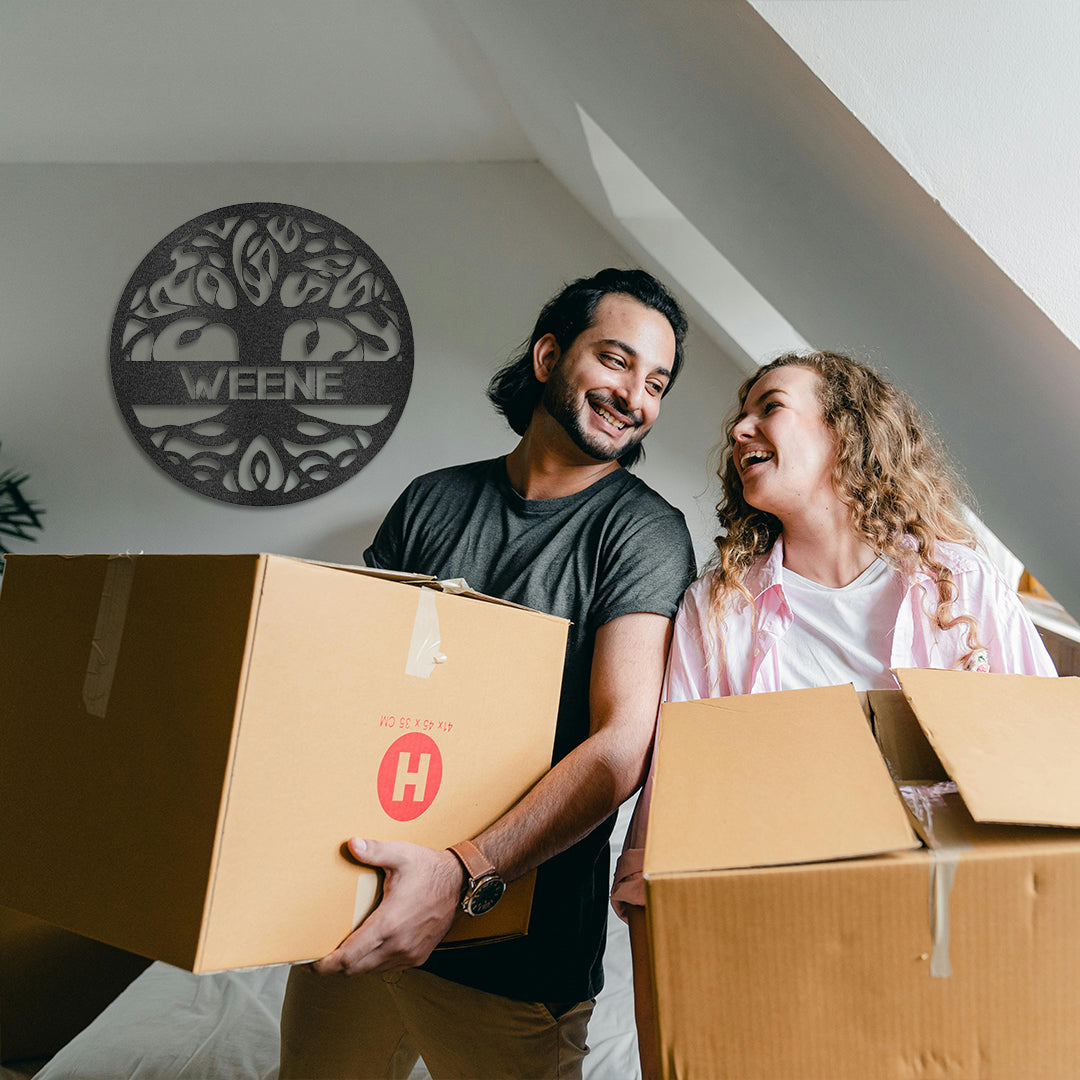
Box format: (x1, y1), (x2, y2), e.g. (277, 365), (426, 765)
(602, 353), (625, 368)
(647, 382), (665, 396)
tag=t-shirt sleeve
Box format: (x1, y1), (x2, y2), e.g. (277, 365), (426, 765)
(363, 484), (413, 570)
(590, 499), (697, 628)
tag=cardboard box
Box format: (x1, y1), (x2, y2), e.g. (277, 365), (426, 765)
(645, 672), (1080, 1080)
(0, 554), (567, 973)
(0, 906), (150, 1064)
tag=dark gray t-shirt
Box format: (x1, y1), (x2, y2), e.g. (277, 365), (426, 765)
(364, 457), (695, 1002)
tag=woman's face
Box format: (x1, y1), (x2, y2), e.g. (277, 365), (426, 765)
(729, 365), (838, 522)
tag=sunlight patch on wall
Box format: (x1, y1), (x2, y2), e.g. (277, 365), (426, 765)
(577, 104), (809, 369)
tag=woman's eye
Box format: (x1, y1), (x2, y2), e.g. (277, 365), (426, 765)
(762, 401), (780, 414)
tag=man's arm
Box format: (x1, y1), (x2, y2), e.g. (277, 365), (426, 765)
(313, 610), (673, 975)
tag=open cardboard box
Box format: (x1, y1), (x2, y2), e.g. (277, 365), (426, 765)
(0, 553), (568, 973)
(645, 670), (1080, 1080)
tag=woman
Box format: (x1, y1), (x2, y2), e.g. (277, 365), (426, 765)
(611, 351), (1056, 1079)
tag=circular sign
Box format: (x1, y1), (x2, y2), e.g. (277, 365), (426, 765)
(377, 732), (443, 822)
(109, 203), (413, 505)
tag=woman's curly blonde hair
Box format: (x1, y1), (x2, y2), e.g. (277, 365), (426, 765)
(708, 351), (981, 652)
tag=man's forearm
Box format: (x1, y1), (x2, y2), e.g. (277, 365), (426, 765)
(473, 611), (673, 881)
(475, 723), (646, 883)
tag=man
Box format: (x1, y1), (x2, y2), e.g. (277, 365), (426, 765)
(280, 268), (697, 1080)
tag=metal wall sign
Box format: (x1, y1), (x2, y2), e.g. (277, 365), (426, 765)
(110, 203), (413, 506)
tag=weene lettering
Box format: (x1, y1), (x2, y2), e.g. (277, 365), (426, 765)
(178, 365), (344, 401)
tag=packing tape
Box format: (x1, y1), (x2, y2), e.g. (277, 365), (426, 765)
(82, 554), (137, 718)
(353, 870), (380, 930)
(928, 852), (962, 978)
(405, 587), (447, 678)
(899, 783), (971, 979)
(436, 577), (469, 595)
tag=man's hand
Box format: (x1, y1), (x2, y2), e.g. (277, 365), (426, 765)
(312, 838), (464, 976)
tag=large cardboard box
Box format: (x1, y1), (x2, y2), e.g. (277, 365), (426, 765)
(645, 671), (1080, 1080)
(0, 553), (567, 973)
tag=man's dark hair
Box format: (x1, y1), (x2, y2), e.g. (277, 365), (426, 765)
(486, 268), (688, 468)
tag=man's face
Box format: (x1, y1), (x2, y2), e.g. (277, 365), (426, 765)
(538, 294), (676, 463)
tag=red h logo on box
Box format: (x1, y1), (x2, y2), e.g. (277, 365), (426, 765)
(377, 733), (443, 821)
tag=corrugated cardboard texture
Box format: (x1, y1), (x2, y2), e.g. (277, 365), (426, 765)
(896, 669), (1080, 827)
(649, 836), (1080, 1080)
(645, 685), (918, 876)
(0, 554), (259, 969)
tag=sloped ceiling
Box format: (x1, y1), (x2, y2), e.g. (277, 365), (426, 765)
(451, 0), (1080, 617)
(1, 0), (1076, 613)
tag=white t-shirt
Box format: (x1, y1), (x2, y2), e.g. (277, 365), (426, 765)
(779, 557), (904, 691)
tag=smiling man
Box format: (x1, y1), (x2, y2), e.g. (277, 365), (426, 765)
(279, 268), (697, 1080)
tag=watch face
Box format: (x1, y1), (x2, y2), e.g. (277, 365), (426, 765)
(466, 875), (506, 916)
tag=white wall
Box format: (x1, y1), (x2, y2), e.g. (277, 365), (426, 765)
(750, 0), (1080, 351)
(0, 162), (742, 570)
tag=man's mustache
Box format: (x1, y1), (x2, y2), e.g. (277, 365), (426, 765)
(585, 392), (642, 429)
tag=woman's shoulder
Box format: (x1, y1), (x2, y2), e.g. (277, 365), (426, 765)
(678, 562), (763, 629)
(931, 539), (1001, 579)
(676, 573), (714, 624)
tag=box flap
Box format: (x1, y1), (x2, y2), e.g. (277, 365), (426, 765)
(274, 556), (566, 619)
(894, 669), (1080, 827)
(274, 555), (435, 585)
(866, 689), (949, 784)
(644, 684), (919, 877)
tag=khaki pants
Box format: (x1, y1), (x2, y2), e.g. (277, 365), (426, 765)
(279, 964), (594, 1080)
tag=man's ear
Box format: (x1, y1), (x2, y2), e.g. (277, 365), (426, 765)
(532, 334), (560, 383)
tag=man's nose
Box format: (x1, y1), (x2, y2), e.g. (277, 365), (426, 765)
(612, 373), (646, 417)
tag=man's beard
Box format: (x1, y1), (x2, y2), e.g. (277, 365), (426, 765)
(541, 365), (647, 463)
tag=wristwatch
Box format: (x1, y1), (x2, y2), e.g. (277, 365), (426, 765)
(448, 839), (506, 917)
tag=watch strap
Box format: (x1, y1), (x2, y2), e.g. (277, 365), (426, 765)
(448, 839), (495, 883)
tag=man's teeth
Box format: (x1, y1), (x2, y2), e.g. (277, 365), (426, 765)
(595, 404), (628, 430)
(741, 450), (774, 469)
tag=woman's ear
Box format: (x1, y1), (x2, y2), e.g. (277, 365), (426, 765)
(532, 333), (560, 383)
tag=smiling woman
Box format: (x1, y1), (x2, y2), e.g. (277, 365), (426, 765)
(612, 349), (1057, 1080)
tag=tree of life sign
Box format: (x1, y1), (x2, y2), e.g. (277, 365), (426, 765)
(110, 203), (413, 505)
